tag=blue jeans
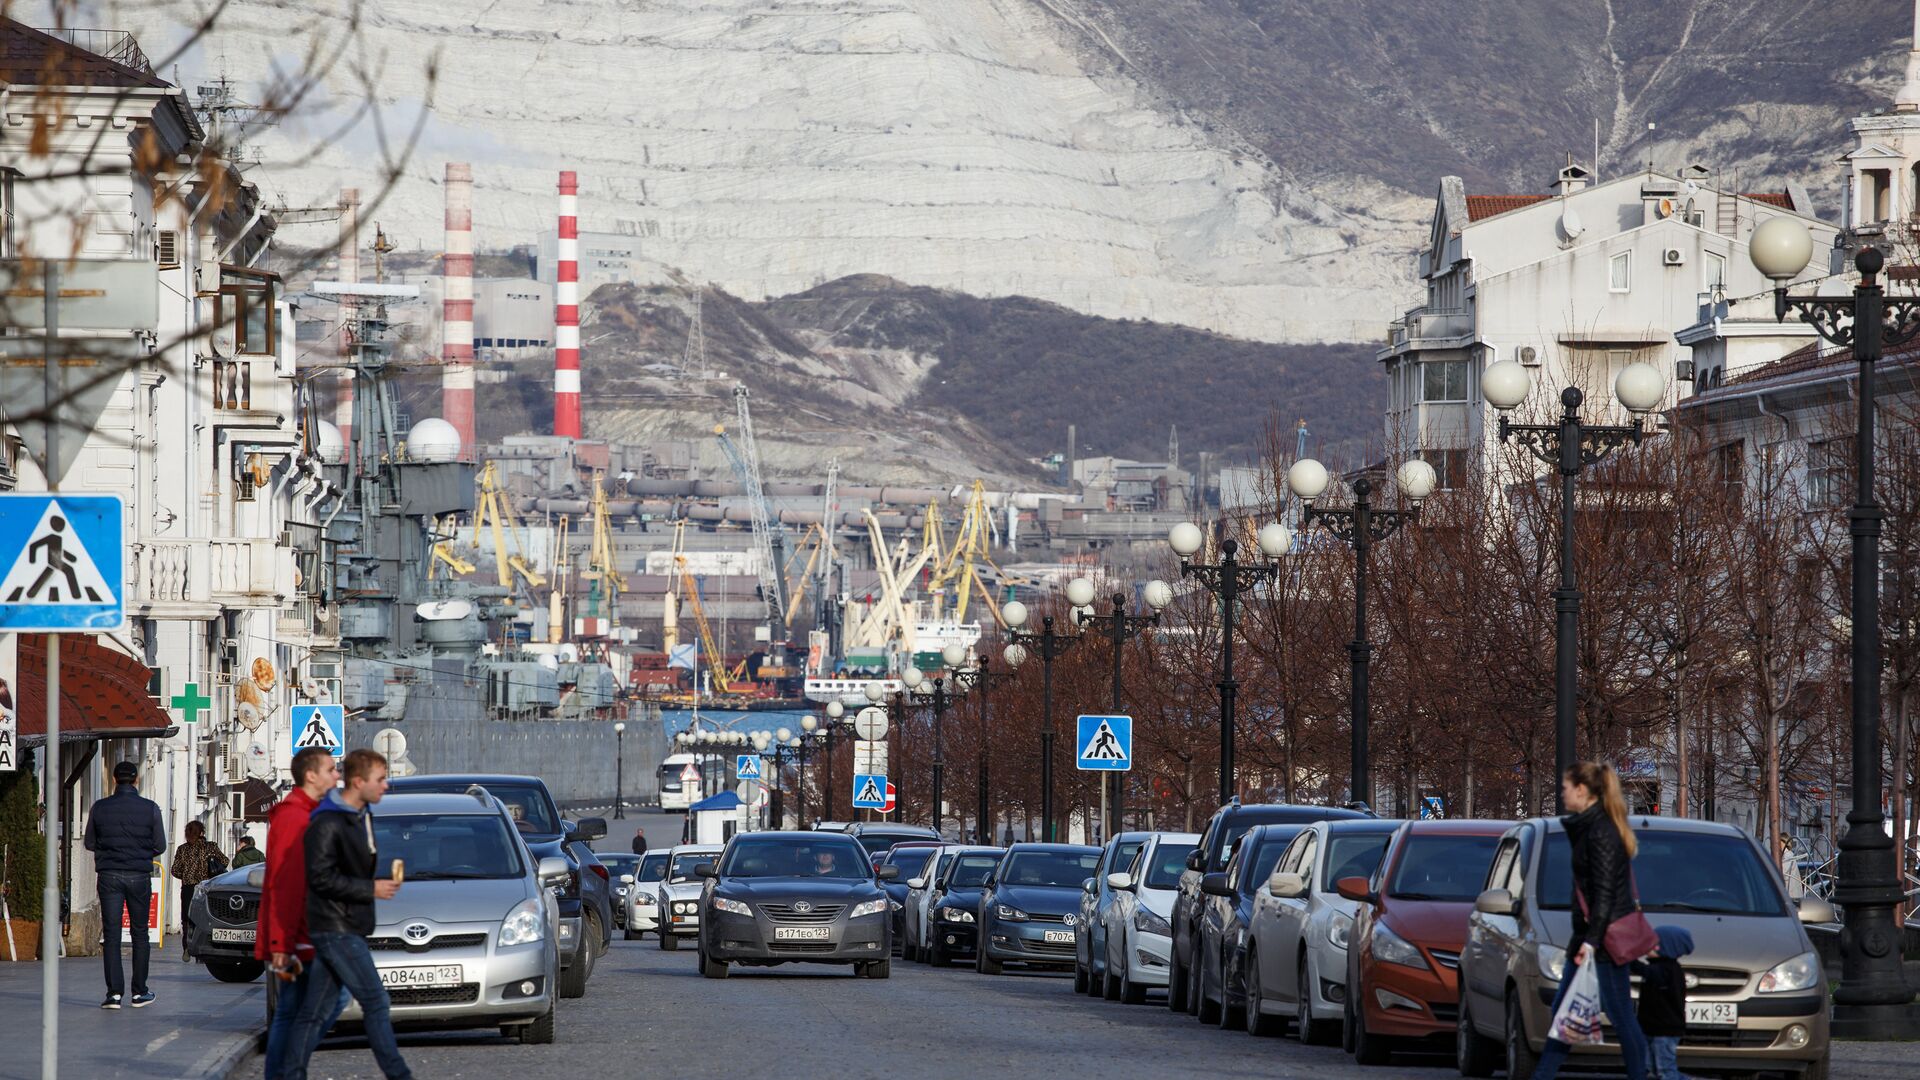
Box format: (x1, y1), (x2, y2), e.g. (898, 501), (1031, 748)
(1533, 952), (1650, 1080)
(1648, 1034), (1682, 1079)
(265, 963), (349, 1080)
(285, 932), (412, 1080)
(96, 872), (151, 996)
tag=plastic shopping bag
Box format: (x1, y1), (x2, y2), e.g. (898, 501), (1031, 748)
(1545, 959), (1606, 1046)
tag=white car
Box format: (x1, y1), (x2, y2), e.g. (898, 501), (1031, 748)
(1100, 832), (1199, 1004)
(623, 851), (669, 940)
(655, 844), (723, 950)
(1243, 818), (1399, 1041)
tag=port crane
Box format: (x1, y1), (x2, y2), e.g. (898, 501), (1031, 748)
(713, 384), (790, 647)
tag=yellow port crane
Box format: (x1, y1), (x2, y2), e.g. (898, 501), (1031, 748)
(471, 461), (547, 601)
(578, 471), (627, 632)
(667, 521), (735, 695)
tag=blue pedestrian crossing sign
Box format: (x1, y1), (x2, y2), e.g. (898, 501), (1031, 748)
(851, 773), (888, 809)
(0, 494), (124, 631)
(735, 755), (763, 781)
(292, 704), (346, 758)
(1076, 714), (1132, 771)
(1420, 796), (1445, 820)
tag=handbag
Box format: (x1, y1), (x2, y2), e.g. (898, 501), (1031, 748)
(1546, 959), (1605, 1045)
(1575, 867), (1659, 965)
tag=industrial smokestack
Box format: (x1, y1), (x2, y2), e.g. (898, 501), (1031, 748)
(442, 163), (475, 454)
(553, 170), (582, 439)
(336, 187), (360, 448)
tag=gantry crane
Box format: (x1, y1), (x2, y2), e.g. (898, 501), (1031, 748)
(471, 462), (547, 608)
(712, 384), (788, 629)
(667, 521), (735, 696)
(579, 471), (627, 633)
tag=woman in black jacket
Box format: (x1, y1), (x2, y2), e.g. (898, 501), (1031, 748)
(1533, 761), (1649, 1080)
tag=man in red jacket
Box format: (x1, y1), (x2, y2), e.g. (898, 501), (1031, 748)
(257, 747), (346, 1079)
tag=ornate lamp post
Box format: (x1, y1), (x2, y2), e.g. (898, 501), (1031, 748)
(1289, 458), (1436, 805)
(1167, 520), (1291, 804)
(1003, 599), (1083, 842)
(613, 720), (628, 819)
(901, 656), (960, 836)
(750, 727), (800, 828)
(1069, 578), (1172, 835)
(1750, 222), (1920, 1033)
(952, 649), (1014, 843)
(1482, 356), (1665, 808)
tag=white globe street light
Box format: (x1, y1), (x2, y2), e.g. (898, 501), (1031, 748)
(1257, 522), (1292, 558)
(1614, 361), (1666, 414)
(1167, 521), (1205, 557)
(1287, 458), (1330, 503)
(1396, 459), (1438, 505)
(776, 726), (793, 743)
(1002, 643), (1028, 669)
(1749, 216), (1815, 282)
(1143, 579), (1174, 611)
(800, 714), (818, 733)
(826, 700), (844, 719)
(1065, 577), (1097, 608)
(1482, 359), (1533, 412)
(901, 666), (924, 689)
(942, 643), (968, 669)
(1001, 600), (1028, 629)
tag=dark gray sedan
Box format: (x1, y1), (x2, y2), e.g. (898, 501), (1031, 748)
(694, 832), (899, 979)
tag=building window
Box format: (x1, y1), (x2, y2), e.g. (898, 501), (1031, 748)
(1865, 169), (1892, 223)
(1808, 438), (1852, 508)
(1422, 448), (1469, 490)
(1704, 251), (1727, 293)
(1421, 360), (1468, 403)
(1609, 251), (1632, 292)
(217, 268), (278, 356)
(1712, 440), (1744, 490)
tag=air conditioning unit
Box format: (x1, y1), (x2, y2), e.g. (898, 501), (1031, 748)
(1675, 358), (1695, 382)
(156, 230), (181, 269)
(1518, 345), (1542, 367)
(1663, 248), (1686, 267)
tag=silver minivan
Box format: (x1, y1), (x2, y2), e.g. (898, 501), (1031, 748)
(1456, 815), (1833, 1079)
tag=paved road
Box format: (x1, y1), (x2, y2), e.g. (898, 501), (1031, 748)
(288, 940), (1909, 1080)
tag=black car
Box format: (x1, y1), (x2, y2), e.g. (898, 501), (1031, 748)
(878, 843), (940, 953)
(846, 823), (941, 867)
(920, 847), (1004, 966)
(1169, 801), (1368, 1015)
(597, 853), (644, 928)
(694, 831), (899, 978)
(1193, 822), (1307, 1027)
(186, 863), (266, 982)
(975, 843), (1101, 975)
(386, 774), (610, 998)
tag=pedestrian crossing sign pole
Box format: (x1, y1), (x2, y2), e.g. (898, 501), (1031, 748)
(1075, 715), (1132, 772)
(735, 754), (763, 781)
(292, 704), (346, 758)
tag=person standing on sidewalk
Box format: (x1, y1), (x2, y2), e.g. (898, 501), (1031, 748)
(232, 835), (265, 867)
(286, 748), (410, 1080)
(81, 760), (166, 1009)
(631, 827), (647, 855)
(169, 821), (226, 961)
(258, 747), (348, 1080)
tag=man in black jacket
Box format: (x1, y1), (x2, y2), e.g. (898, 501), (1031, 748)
(81, 760), (166, 1009)
(285, 749), (410, 1080)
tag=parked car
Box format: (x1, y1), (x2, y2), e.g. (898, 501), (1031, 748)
(975, 843), (1101, 975)
(1456, 815), (1834, 1080)
(918, 847), (1005, 966)
(1194, 823), (1309, 1027)
(623, 851), (669, 940)
(1245, 818), (1399, 1042)
(186, 863), (267, 983)
(846, 823), (941, 867)
(386, 774), (609, 998)
(694, 830), (899, 978)
(901, 844), (967, 962)
(1101, 832), (1199, 1004)
(1339, 819), (1505, 1066)
(1170, 802), (1368, 1015)
(656, 844), (724, 950)
(597, 853), (643, 929)
(877, 841), (942, 953)
(1075, 832), (1149, 997)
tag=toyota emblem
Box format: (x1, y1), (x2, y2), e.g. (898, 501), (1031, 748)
(1063, 914), (1077, 927)
(792, 901), (813, 914)
(403, 922), (432, 942)
(227, 894), (245, 913)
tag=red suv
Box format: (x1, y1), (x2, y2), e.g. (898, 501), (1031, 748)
(1336, 820), (1506, 1066)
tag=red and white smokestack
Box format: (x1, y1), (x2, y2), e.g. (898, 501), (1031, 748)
(336, 187), (360, 448)
(442, 163), (475, 454)
(553, 170), (582, 439)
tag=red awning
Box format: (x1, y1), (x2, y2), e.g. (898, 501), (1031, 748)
(14, 635), (177, 747)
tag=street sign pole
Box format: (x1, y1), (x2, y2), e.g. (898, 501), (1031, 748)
(41, 262), (59, 1080)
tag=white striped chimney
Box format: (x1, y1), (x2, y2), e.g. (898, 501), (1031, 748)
(336, 187), (359, 449)
(442, 163), (475, 454)
(554, 170), (582, 439)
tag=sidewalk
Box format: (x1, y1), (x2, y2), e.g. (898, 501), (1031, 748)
(0, 942), (264, 1079)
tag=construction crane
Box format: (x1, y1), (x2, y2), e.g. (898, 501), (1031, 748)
(548, 515), (571, 645)
(579, 471), (627, 633)
(471, 462), (547, 605)
(925, 481), (1021, 625)
(712, 385), (788, 629)
(667, 522), (736, 696)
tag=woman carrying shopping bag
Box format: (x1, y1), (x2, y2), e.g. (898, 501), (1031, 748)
(1533, 761), (1656, 1080)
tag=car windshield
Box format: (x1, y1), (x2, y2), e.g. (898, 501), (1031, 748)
(1540, 830), (1787, 916)
(1386, 834), (1502, 901)
(1110, 840), (1144, 878)
(884, 848), (934, 877)
(719, 836), (872, 880)
(392, 781), (561, 837)
(947, 854), (1000, 888)
(1001, 850), (1100, 887)
(669, 852), (718, 882)
(855, 833), (934, 857)
(1324, 832), (1394, 886)
(600, 854), (641, 876)
(636, 853), (669, 882)
(372, 813), (522, 880)
(1143, 843), (1196, 889)
(1239, 836), (1294, 893)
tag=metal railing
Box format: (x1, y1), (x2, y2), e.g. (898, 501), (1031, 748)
(35, 28), (153, 75)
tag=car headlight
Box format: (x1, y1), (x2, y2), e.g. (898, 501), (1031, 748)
(1758, 951), (1821, 994)
(1132, 905), (1171, 936)
(1328, 912), (1353, 950)
(711, 897), (751, 917)
(499, 899), (544, 947)
(615, 886), (628, 898)
(995, 904), (1030, 922)
(673, 900), (698, 915)
(938, 907), (975, 924)
(1536, 942), (1567, 983)
(849, 898), (889, 919)
(1370, 921), (1428, 970)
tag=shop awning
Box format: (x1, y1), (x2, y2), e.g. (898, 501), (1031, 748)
(14, 635), (177, 747)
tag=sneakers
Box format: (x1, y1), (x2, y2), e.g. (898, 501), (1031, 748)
(129, 991), (155, 1008)
(100, 994), (122, 1010)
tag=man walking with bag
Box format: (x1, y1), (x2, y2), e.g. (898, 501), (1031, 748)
(81, 760), (166, 1009)
(286, 748), (410, 1080)
(258, 747), (348, 1079)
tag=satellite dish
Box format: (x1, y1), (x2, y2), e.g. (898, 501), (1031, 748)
(405, 418), (462, 463)
(1658, 198), (1677, 218)
(416, 599), (474, 621)
(1560, 206), (1584, 239)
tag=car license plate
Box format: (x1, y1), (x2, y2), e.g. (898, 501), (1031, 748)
(380, 964), (463, 990)
(209, 928), (254, 943)
(1043, 930), (1075, 944)
(1686, 1001), (1738, 1025)
(774, 927), (831, 941)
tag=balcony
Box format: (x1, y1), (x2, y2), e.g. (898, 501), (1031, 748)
(1414, 309), (1473, 343)
(212, 359), (252, 410)
(135, 537), (289, 614)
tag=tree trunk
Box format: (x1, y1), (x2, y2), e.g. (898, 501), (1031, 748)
(1764, 692), (1782, 869)
(1674, 671), (1689, 818)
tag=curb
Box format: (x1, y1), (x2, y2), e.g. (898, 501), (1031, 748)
(185, 1021), (263, 1080)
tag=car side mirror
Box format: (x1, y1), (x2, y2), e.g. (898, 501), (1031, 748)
(1106, 872), (1134, 891)
(1334, 876), (1376, 904)
(1267, 871), (1307, 899)
(1082, 877), (1096, 894)
(246, 867), (265, 889)
(1474, 887), (1519, 916)
(877, 865), (900, 880)
(537, 856), (571, 887)
(1200, 872), (1233, 898)
(980, 872), (994, 888)
(907, 877), (926, 890)
(694, 862), (718, 879)
(620, 873), (635, 885)
(1796, 895), (1837, 924)
(568, 817), (609, 843)
(1185, 850), (1204, 872)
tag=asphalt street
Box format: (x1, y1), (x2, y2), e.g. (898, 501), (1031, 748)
(283, 939), (1917, 1080)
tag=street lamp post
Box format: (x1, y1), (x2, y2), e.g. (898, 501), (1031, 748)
(1750, 224), (1920, 1033)
(1003, 600), (1082, 842)
(952, 652), (1014, 843)
(1167, 521), (1291, 804)
(1483, 356), (1666, 809)
(902, 654), (961, 836)
(750, 728), (799, 828)
(613, 720), (628, 819)
(1069, 580), (1172, 836)
(1289, 459), (1436, 805)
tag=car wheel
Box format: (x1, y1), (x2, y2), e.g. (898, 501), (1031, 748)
(1167, 937), (1189, 1013)
(1803, 1054), (1830, 1080)
(700, 949), (729, 980)
(1455, 985), (1499, 1077)
(558, 943), (592, 999)
(1505, 991), (1539, 1080)
(928, 940), (945, 967)
(977, 947), (1003, 976)
(1351, 992), (1391, 1066)
(660, 930), (679, 951)
(206, 959), (265, 983)
(520, 1002), (557, 1045)
(623, 921), (643, 941)
(1215, 947), (1241, 1030)
(1245, 948), (1279, 1036)
(1074, 955), (1090, 993)
(863, 958), (891, 979)
(1296, 953), (1334, 1046)
(1091, 960), (1107, 999)
(1103, 958), (1122, 1002)
(1120, 958), (1146, 1005)
(1195, 951), (1223, 1025)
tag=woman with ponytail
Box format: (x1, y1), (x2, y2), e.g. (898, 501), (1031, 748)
(1533, 761), (1651, 1080)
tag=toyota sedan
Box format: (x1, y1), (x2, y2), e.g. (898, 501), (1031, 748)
(694, 831), (899, 978)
